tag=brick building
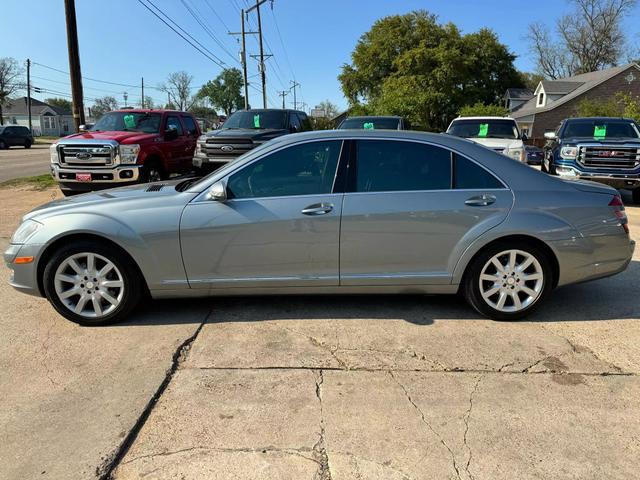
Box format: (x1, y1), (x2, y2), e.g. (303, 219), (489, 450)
(510, 63), (640, 140)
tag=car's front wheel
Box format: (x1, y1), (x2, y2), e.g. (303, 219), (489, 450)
(43, 241), (143, 325)
(463, 242), (553, 320)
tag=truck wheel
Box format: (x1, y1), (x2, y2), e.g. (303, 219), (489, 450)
(0, 140), (6, 149)
(633, 188), (640, 205)
(24, 139), (32, 149)
(141, 162), (166, 183)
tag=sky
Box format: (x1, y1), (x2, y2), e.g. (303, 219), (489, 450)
(2, 0), (639, 113)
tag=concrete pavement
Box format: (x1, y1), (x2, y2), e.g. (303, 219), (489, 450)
(0, 185), (639, 480)
(0, 144), (51, 182)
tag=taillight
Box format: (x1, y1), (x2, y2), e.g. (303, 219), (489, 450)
(609, 195), (629, 234)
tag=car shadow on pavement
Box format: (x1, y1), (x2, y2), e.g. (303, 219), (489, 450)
(117, 260), (639, 327)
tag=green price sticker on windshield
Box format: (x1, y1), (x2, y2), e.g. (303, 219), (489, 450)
(253, 115), (261, 128)
(363, 122), (374, 130)
(478, 123), (489, 137)
(594, 125), (606, 138)
(123, 114), (136, 129)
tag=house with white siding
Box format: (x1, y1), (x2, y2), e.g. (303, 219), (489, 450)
(0, 97), (73, 136)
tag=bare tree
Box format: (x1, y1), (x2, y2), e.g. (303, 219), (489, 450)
(160, 71), (194, 111)
(528, 0), (637, 78)
(0, 57), (25, 125)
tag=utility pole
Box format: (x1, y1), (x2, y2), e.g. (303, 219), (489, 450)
(123, 91), (128, 108)
(229, 9), (258, 110)
(278, 90), (288, 109)
(26, 59), (32, 132)
(64, 0), (85, 131)
(246, 0), (269, 108)
(141, 77), (145, 108)
(290, 80), (300, 110)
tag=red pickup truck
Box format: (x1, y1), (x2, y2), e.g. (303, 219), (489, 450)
(50, 109), (201, 195)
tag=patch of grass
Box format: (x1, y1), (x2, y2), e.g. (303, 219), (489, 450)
(0, 174), (56, 190)
(35, 136), (61, 144)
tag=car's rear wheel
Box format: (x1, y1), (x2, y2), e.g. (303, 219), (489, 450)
(24, 139), (32, 149)
(43, 241), (143, 325)
(0, 140), (6, 149)
(463, 242), (553, 320)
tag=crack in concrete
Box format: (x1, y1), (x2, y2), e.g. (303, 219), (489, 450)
(339, 451), (415, 480)
(282, 326), (349, 370)
(96, 309), (212, 480)
(462, 375), (483, 480)
(313, 369), (332, 480)
(388, 371), (463, 480)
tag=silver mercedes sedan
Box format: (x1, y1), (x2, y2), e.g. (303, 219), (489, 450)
(4, 130), (635, 325)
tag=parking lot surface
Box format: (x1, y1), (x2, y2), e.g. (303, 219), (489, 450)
(1, 185), (639, 480)
(0, 144), (51, 182)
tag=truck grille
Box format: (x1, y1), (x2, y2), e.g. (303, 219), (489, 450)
(577, 146), (640, 170)
(59, 144), (115, 168)
(204, 137), (255, 159)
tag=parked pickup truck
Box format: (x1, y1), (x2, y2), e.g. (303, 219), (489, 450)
(446, 116), (527, 162)
(193, 108), (311, 172)
(543, 117), (640, 204)
(50, 109), (200, 195)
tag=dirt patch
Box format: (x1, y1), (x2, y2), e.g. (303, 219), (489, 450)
(0, 186), (60, 239)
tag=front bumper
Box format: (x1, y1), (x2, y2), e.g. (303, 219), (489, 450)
(192, 154), (238, 168)
(3, 243), (43, 297)
(554, 163), (640, 189)
(51, 163), (141, 188)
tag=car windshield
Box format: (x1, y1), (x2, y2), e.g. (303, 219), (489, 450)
(448, 119), (519, 139)
(223, 111), (287, 130)
(339, 117), (400, 130)
(91, 112), (162, 133)
(563, 120), (640, 139)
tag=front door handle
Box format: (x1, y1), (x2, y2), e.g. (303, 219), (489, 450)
(301, 203), (334, 215)
(465, 194), (496, 207)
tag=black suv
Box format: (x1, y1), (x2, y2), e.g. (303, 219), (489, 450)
(193, 109), (311, 172)
(0, 125), (33, 149)
(543, 117), (640, 203)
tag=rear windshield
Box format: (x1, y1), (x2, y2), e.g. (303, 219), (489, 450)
(339, 117), (401, 130)
(223, 111), (287, 130)
(563, 120), (640, 139)
(448, 119), (519, 139)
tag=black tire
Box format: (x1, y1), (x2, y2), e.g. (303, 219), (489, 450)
(462, 241), (554, 321)
(43, 240), (143, 326)
(140, 161), (167, 183)
(633, 188), (640, 205)
(541, 159), (548, 173)
(24, 139), (32, 149)
(0, 140), (6, 149)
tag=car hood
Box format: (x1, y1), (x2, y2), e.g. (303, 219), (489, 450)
(205, 128), (288, 142)
(466, 138), (523, 150)
(23, 180), (192, 222)
(61, 131), (158, 144)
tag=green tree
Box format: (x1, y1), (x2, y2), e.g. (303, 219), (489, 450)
(519, 72), (544, 91)
(458, 102), (509, 117)
(575, 93), (640, 121)
(339, 11), (524, 131)
(317, 100), (340, 118)
(90, 96), (118, 119)
(45, 97), (72, 112)
(0, 57), (24, 125)
(198, 68), (244, 116)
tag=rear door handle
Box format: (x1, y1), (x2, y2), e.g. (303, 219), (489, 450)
(301, 203), (334, 215)
(465, 194), (496, 206)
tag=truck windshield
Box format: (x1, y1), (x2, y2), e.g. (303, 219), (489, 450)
(448, 119), (519, 139)
(339, 117), (401, 130)
(223, 111), (287, 130)
(563, 120), (640, 139)
(91, 112), (162, 133)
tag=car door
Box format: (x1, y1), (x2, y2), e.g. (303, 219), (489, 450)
(164, 115), (187, 171)
(180, 115), (200, 170)
(340, 139), (513, 286)
(180, 139), (345, 289)
(4, 127), (17, 146)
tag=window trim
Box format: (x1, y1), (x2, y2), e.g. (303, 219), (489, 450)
(165, 115), (184, 136)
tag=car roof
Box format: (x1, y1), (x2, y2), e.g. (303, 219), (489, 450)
(344, 116), (402, 120)
(111, 109), (193, 114)
(238, 108), (307, 115)
(452, 116), (516, 121)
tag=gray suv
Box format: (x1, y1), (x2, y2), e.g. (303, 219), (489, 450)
(0, 125), (33, 149)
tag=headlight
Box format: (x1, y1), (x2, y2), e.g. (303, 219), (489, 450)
(119, 144), (140, 164)
(11, 220), (43, 244)
(50, 143), (59, 163)
(560, 146), (578, 159)
(509, 148), (524, 161)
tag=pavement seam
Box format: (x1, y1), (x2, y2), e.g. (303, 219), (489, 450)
(388, 370), (463, 480)
(96, 308), (212, 480)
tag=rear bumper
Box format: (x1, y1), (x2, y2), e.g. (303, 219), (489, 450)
(551, 235), (635, 287)
(51, 163), (141, 191)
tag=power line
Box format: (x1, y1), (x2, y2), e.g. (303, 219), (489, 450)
(270, 7), (296, 81)
(203, 0), (232, 31)
(136, 0), (227, 69)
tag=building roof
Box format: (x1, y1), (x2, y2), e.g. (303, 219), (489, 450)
(505, 88), (533, 99)
(513, 63), (640, 119)
(2, 97), (71, 116)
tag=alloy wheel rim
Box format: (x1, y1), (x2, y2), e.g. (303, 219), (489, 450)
(148, 169), (161, 182)
(54, 252), (124, 318)
(479, 249), (543, 313)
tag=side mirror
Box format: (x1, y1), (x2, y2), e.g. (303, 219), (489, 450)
(544, 131), (557, 140)
(165, 125), (179, 140)
(79, 124), (89, 132)
(207, 180), (227, 202)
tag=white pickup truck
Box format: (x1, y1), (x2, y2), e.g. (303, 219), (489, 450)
(446, 116), (526, 162)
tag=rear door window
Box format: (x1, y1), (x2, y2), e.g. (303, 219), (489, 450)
(182, 115), (198, 136)
(351, 140), (452, 192)
(289, 113), (302, 132)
